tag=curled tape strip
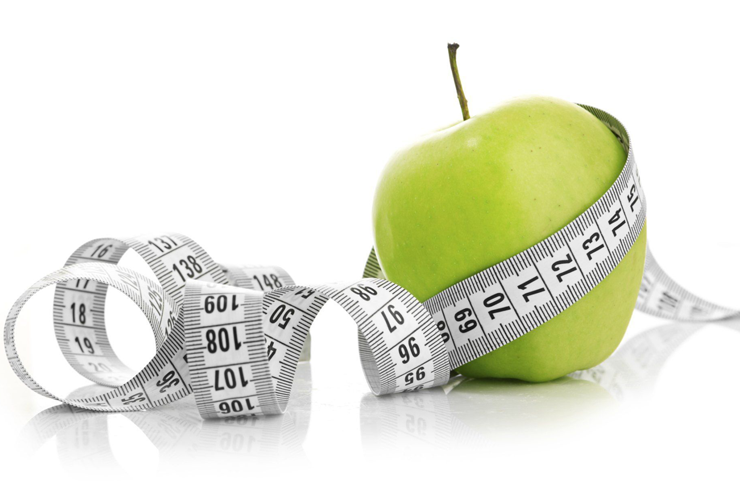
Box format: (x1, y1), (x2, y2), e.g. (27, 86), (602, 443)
(5, 106), (739, 419)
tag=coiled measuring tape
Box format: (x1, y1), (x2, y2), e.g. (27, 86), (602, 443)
(5, 105), (739, 420)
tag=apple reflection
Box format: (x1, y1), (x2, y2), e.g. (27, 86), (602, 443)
(361, 320), (738, 451)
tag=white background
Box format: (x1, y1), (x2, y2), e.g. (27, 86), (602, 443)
(1, 1), (740, 491)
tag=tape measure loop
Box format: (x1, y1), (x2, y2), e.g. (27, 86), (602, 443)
(6, 263), (190, 412)
(182, 277), (451, 419)
(53, 234), (229, 387)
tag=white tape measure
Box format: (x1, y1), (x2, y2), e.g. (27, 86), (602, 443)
(20, 320), (729, 462)
(19, 363), (315, 462)
(4, 106), (738, 419)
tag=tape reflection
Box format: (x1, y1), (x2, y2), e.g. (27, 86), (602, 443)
(19, 321), (738, 459)
(18, 363), (312, 471)
(569, 322), (706, 399)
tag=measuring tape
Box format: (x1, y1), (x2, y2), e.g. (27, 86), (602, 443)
(19, 363), (314, 463)
(4, 106), (739, 420)
(20, 319), (728, 464)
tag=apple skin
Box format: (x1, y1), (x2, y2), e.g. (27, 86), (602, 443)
(372, 96), (647, 382)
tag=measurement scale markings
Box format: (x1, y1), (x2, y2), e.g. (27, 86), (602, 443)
(151, 243), (188, 260)
(5, 133), (723, 422)
(183, 320), (247, 331)
(57, 286), (102, 295)
(208, 393), (259, 404)
(263, 297), (311, 316)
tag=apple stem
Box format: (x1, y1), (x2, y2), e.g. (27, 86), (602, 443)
(447, 43), (470, 121)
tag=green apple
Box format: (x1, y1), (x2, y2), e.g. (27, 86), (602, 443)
(371, 46), (646, 382)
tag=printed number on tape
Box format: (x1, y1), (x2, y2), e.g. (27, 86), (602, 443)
(5, 106), (739, 419)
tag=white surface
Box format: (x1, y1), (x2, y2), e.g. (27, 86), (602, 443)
(1, 1), (739, 491)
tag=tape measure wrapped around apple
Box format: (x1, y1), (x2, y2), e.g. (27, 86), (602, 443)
(4, 45), (738, 419)
(366, 44), (736, 382)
